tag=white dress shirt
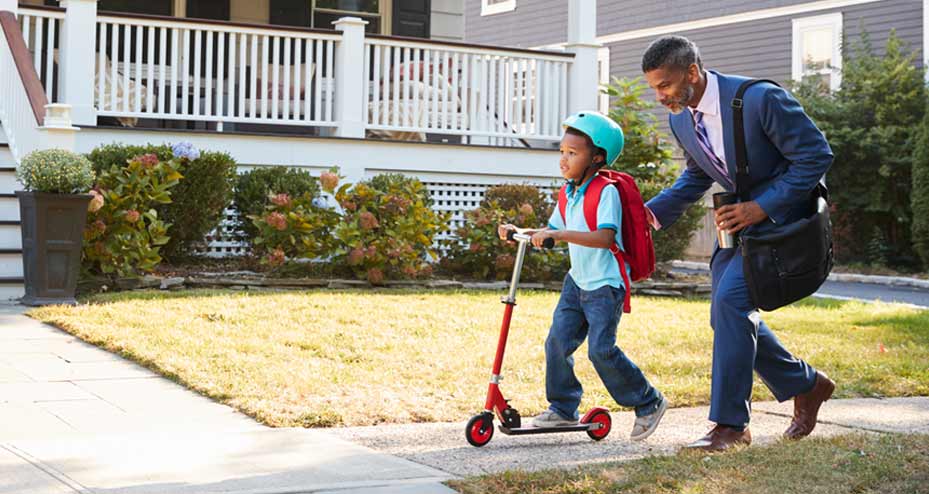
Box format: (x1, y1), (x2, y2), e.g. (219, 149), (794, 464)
(689, 71), (727, 166)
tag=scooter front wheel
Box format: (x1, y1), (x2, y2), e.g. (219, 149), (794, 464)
(586, 410), (612, 441)
(466, 413), (494, 447)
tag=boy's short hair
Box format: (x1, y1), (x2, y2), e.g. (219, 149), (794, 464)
(564, 127), (607, 164)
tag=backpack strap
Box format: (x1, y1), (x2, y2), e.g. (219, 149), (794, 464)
(557, 184), (568, 224)
(585, 174), (632, 313)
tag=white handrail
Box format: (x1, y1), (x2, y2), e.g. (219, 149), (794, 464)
(0, 12), (48, 164)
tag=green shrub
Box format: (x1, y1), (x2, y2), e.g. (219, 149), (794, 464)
(250, 184), (341, 267)
(604, 76), (705, 262)
(233, 167), (321, 244)
(794, 29), (926, 267)
(17, 149), (95, 194)
(85, 143), (237, 261)
(83, 153), (182, 276)
(914, 106), (929, 268)
(159, 150), (236, 260)
(441, 184), (568, 282)
(334, 173), (449, 284)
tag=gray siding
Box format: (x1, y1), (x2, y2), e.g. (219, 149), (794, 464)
(432, 0), (465, 41)
(608, 0), (923, 90)
(464, 0), (568, 48)
(597, 0), (873, 37)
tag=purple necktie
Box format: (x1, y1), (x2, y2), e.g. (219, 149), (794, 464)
(693, 110), (732, 187)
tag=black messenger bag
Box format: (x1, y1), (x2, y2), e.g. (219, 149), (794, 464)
(731, 79), (834, 311)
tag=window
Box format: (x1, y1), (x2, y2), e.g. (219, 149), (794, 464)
(481, 0), (516, 16)
(792, 13), (842, 91)
(270, 0), (384, 34)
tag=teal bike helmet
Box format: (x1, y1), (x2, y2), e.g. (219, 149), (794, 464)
(563, 111), (625, 167)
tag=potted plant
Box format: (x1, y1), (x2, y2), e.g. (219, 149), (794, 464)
(15, 149), (95, 306)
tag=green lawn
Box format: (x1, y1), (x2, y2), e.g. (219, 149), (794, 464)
(449, 432), (929, 494)
(26, 289), (929, 427)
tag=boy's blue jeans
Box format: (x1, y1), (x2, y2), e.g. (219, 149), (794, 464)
(545, 274), (662, 419)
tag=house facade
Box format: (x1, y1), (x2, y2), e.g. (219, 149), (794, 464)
(0, 0), (606, 300)
(467, 0), (927, 256)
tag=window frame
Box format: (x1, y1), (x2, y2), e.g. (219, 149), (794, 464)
(792, 12), (843, 91)
(481, 0), (516, 16)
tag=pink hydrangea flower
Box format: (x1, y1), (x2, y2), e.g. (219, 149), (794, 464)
(266, 212), (287, 231)
(267, 248), (285, 267)
(319, 172), (339, 192)
(366, 268), (384, 285)
(135, 153), (160, 168)
(87, 190), (105, 213)
(125, 210), (141, 223)
(270, 193), (292, 207)
(359, 211), (379, 230)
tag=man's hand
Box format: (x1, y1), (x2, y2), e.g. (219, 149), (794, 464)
(714, 201), (768, 234)
(498, 223), (517, 243)
(530, 229), (558, 249)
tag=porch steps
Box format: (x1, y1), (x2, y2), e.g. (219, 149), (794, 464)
(0, 138), (24, 301)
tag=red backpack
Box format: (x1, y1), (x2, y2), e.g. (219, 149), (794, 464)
(557, 169), (656, 313)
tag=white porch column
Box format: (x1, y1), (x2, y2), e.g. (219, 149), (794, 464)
(0, 0), (16, 16)
(59, 0), (98, 126)
(566, 0), (601, 114)
(333, 17), (368, 140)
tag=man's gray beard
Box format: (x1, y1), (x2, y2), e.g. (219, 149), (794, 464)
(666, 84), (695, 114)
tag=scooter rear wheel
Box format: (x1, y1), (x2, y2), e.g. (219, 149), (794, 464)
(586, 410), (612, 441)
(466, 414), (494, 447)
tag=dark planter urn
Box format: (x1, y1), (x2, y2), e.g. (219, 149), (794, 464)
(16, 191), (92, 306)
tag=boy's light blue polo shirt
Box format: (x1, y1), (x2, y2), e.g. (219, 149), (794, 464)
(547, 176), (629, 292)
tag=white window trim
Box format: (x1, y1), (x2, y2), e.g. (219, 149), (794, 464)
(792, 13), (843, 91)
(481, 0), (516, 16)
(598, 47), (611, 114)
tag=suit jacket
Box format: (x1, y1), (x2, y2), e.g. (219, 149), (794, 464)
(645, 70), (834, 233)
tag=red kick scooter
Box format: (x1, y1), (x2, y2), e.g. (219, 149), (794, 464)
(465, 231), (612, 447)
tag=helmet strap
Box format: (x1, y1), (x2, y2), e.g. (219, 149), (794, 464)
(566, 158), (601, 188)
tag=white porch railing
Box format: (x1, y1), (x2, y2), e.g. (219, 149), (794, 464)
(91, 13), (339, 128)
(364, 36), (572, 146)
(17, 7), (62, 104)
(0, 11), (47, 163)
(15, 5), (586, 144)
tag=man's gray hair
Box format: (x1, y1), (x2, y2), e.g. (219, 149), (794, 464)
(641, 35), (703, 73)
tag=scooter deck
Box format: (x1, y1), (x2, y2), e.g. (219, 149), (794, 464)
(498, 423), (595, 435)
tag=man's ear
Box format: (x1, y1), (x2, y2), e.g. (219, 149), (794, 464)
(687, 63), (701, 84)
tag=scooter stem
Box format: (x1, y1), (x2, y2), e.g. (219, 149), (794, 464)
(503, 234), (531, 304)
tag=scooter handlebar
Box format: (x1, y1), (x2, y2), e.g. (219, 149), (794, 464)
(506, 230), (555, 249)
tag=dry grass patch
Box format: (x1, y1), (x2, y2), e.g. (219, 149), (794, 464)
(25, 289), (929, 427)
(449, 433), (929, 494)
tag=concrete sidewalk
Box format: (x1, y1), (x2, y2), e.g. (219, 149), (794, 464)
(2, 304), (928, 493)
(0, 305), (454, 494)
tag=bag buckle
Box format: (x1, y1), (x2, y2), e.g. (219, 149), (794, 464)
(731, 98), (743, 109)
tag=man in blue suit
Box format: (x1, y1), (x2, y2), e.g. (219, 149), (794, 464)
(641, 35), (836, 451)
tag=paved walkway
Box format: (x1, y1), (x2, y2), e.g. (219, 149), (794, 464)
(0, 305), (453, 494)
(2, 305), (928, 493)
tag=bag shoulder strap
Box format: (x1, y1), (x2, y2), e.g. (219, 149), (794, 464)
(582, 175), (610, 232)
(557, 184), (567, 223)
(732, 78), (780, 202)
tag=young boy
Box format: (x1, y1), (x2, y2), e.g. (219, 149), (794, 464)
(498, 111), (668, 441)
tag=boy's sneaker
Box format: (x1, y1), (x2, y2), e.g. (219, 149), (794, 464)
(630, 396), (668, 441)
(531, 409), (578, 428)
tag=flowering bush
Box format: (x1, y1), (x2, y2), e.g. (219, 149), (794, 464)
(82, 153), (183, 276)
(233, 167), (322, 244)
(249, 186), (341, 267)
(17, 149), (95, 194)
(334, 174), (449, 284)
(86, 142), (236, 261)
(441, 184), (568, 282)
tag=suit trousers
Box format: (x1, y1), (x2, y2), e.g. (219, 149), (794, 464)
(709, 245), (818, 427)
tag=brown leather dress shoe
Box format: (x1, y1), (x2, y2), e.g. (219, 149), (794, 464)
(683, 425), (752, 452)
(784, 371), (836, 439)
